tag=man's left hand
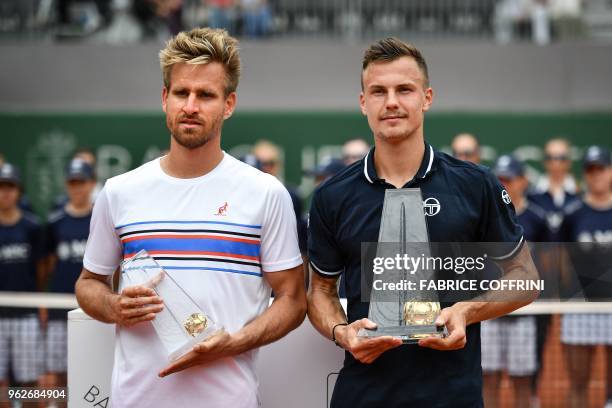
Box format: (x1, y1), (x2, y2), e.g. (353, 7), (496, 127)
(158, 330), (234, 377)
(417, 306), (467, 351)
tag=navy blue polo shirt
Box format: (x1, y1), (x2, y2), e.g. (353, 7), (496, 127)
(46, 208), (91, 320)
(529, 191), (579, 241)
(0, 212), (45, 318)
(560, 199), (612, 300)
(518, 201), (549, 243)
(308, 143), (524, 408)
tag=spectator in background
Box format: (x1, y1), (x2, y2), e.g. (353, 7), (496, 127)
(207, 0), (235, 33)
(560, 146), (612, 408)
(482, 155), (548, 408)
(239, 153), (262, 170)
(308, 158), (346, 187)
(535, 137), (578, 196)
(527, 137), (578, 408)
(53, 147), (101, 210)
(0, 154), (34, 213)
(494, 0), (551, 45)
(240, 0), (271, 38)
(42, 159), (96, 395)
(56, 0), (113, 31)
(73, 147), (102, 202)
(73, 146), (96, 166)
(0, 163), (45, 393)
(549, 0), (583, 39)
(530, 138), (578, 239)
(252, 140), (307, 254)
(342, 138), (370, 165)
(132, 0), (183, 38)
(252, 139), (281, 177)
(451, 132), (481, 164)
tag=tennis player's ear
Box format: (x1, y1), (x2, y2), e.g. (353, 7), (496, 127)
(161, 86), (168, 113)
(223, 92), (237, 120)
(359, 92), (367, 116)
(422, 87), (433, 112)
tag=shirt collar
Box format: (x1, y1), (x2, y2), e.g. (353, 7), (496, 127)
(363, 142), (436, 185)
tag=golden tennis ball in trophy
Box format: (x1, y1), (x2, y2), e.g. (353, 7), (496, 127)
(184, 313), (208, 337)
(403, 301), (440, 325)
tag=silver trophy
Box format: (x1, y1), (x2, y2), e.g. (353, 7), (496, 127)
(359, 188), (446, 343)
(120, 250), (221, 360)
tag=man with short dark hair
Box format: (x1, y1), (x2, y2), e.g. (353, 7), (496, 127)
(307, 37), (539, 407)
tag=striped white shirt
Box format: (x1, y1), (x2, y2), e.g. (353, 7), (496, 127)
(83, 153), (302, 408)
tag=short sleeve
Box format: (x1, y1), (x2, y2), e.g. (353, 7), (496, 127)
(83, 186), (123, 275)
(480, 171), (524, 260)
(259, 179), (303, 273)
(307, 188), (344, 277)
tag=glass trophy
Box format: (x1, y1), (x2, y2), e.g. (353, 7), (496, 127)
(120, 250), (221, 360)
(358, 188), (447, 343)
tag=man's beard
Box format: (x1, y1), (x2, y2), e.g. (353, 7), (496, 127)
(374, 112), (413, 143)
(376, 128), (411, 143)
(169, 116), (222, 150)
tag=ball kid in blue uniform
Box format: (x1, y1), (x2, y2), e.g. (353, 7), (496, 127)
(43, 159), (96, 391)
(560, 145), (612, 408)
(0, 163), (45, 388)
(481, 155), (548, 408)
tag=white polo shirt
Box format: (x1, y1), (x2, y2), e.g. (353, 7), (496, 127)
(83, 153), (302, 408)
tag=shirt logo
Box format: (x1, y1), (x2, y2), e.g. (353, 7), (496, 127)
(58, 239), (87, 261)
(0, 243), (30, 262)
(501, 190), (512, 205)
(215, 202), (228, 216)
(578, 230), (612, 243)
(547, 212), (563, 230)
(423, 197), (441, 217)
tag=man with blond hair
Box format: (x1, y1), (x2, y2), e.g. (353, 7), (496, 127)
(76, 28), (306, 407)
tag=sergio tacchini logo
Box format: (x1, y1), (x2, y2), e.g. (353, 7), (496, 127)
(423, 197), (441, 217)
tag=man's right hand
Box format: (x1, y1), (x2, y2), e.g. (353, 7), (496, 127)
(334, 318), (402, 364)
(106, 286), (164, 327)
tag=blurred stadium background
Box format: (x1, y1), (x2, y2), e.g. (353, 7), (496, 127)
(1, 0), (611, 214)
(0, 0), (611, 407)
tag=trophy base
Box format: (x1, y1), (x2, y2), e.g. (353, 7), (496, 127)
(358, 325), (447, 344)
(167, 325), (223, 361)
